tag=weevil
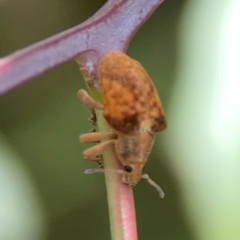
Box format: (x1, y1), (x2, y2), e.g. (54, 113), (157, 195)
(78, 51), (166, 197)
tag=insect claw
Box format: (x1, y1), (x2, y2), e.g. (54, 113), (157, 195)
(97, 161), (104, 168)
(96, 154), (102, 159)
(88, 112), (97, 126)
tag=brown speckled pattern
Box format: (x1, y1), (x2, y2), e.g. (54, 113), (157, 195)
(98, 51), (166, 135)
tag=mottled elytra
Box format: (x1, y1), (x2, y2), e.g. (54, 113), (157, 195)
(79, 51), (166, 198)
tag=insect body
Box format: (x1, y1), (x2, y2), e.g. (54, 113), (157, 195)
(79, 51), (166, 196)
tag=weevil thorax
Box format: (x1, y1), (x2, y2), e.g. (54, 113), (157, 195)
(98, 51), (167, 185)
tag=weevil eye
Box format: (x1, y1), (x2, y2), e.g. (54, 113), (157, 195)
(124, 165), (133, 173)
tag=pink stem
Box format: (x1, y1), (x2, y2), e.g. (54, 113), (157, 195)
(103, 148), (138, 240)
(0, 0), (163, 95)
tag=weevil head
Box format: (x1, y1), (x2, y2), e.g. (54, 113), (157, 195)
(115, 132), (155, 186)
(121, 163), (144, 186)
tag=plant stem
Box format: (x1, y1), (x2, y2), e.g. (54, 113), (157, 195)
(0, 0), (164, 95)
(97, 112), (138, 240)
(81, 77), (138, 240)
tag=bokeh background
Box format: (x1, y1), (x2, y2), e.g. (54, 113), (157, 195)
(0, 0), (240, 240)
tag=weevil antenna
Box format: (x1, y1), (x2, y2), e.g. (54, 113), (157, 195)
(141, 174), (165, 198)
(85, 169), (165, 198)
(84, 168), (125, 175)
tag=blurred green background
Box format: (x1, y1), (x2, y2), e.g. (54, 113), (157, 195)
(1, 0), (240, 240)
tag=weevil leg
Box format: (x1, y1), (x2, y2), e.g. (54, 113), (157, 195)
(78, 89), (103, 110)
(80, 132), (117, 144)
(78, 89), (103, 126)
(83, 139), (116, 161)
(81, 132), (117, 168)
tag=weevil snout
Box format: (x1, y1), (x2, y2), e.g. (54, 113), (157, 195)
(122, 176), (137, 187)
